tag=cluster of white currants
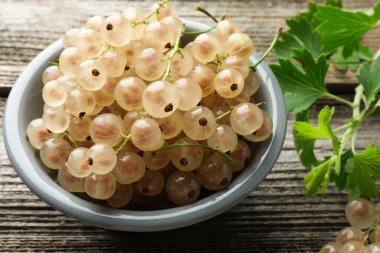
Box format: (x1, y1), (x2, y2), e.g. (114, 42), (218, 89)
(320, 198), (380, 253)
(26, 0), (273, 209)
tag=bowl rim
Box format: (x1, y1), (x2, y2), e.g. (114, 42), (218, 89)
(4, 19), (287, 232)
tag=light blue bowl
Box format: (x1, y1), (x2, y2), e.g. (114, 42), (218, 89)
(3, 20), (287, 231)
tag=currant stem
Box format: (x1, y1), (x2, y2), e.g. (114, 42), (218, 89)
(250, 27), (283, 71)
(96, 44), (112, 62)
(138, 110), (149, 118)
(62, 132), (78, 148)
(333, 122), (352, 133)
(325, 93), (354, 108)
(132, 0), (169, 26)
(162, 24), (186, 81)
(184, 22), (218, 35)
(374, 48), (380, 60)
(116, 134), (132, 155)
(350, 85), (364, 154)
(48, 61), (59, 66)
(256, 102), (266, 107)
(194, 6), (218, 23)
(216, 108), (232, 124)
(156, 143), (234, 162)
(184, 7), (224, 35)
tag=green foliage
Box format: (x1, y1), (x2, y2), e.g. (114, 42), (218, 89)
(331, 43), (373, 71)
(315, 5), (380, 57)
(271, 1), (380, 199)
(275, 3), (321, 61)
(271, 49), (328, 113)
(357, 57), (380, 105)
(294, 106), (339, 168)
(346, 145), (380, 199)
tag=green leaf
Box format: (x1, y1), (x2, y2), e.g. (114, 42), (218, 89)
(283, 93), (318, 113)
(373, 2), (380, 21)
(295, 109), (310, 122)
(315, 5), (380, 57)
(304, 158), (333, 197)
(330, 149), (353, 190)
(357, 57), (380, 104)
(331, 43), (373, 71)
(325, 0), (342, 7)
(275, 3), (321, 61)
(293, 110), (320, 168)
(271, 49), (329, 113)
(346, 145), (380, 199)
(294, 106), (340, 168)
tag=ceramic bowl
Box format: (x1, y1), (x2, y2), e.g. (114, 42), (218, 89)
(3, 20), (287, 231)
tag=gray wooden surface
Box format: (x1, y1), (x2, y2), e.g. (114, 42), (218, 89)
(1, 0), (380, 252)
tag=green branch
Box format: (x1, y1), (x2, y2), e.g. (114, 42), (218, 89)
(215, 108), (232, 124)
(325, 93), (354, 108)
(155, 143), (234, 162)
(162, 24), (186, 81)
(250, 27), (283, 70)
(132, 0), (169, 26)
(115, 134), (131, 155)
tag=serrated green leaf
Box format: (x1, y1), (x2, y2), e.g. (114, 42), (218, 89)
(331, 43), (373, 71)
(357, 57), (380, 104)
(330, 149), (353, 189)
(293, 106), (340, 168)
(315, 5), (379, 57)
(346, 145), (380, 199)
(275, 3), (321, 61)
(304, 158), (332, 197)
(271, 49), (329, 113)
(293, 110), (319, 167)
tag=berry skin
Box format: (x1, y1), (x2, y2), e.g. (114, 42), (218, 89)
(346, 198), (376, 229)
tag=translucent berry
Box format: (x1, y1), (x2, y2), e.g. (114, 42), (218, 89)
(87, 143), (117, 175)
(207, 124), (238, 152)
(130, 118), (164, 151)
(57, 164), (85, 193)
(85, 172), (116, 200)
(136, 170), (164, 196)
(114, 152), (146, 184)
(230, 103), (264, 135)
(183, 106), (216, 140)
(198, 155), (233, 191)
(244, 111), (273, 142)
(166, 171), (201, 206)
(142, 81), (180, 118)
(106, 183), (133, 208)
(40, 137), (71, 170)
(170, 138), (203, 172)
(27, 118), (54, 149)
(346, 198), (376, 229)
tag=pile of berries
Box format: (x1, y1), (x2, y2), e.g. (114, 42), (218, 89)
(26, 0), (273, 209)
(320, 198), (380, 253)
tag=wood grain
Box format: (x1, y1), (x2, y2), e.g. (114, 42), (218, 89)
(1, 0), (380, 252)
(0, 0), (379, 90)
(0, 96), (379, 252)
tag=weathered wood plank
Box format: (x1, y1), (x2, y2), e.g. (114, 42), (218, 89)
(0, 0), (379, 90)
(0, 96), (379, 252)
(1, 0), (380, 251)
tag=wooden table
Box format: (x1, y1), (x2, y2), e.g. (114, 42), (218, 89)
(1, 0), (379, 252)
